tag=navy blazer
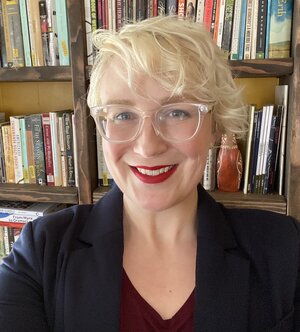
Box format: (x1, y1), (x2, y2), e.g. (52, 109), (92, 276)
(0, 185), (299, 332)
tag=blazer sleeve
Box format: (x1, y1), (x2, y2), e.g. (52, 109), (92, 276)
(0, 222), (50, 332)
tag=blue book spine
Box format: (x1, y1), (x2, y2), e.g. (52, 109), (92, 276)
(55, 0), (70, 65)
(264, 0), (272, 58)
(238, 0), (248, 60)
(19, 0), (32, 66)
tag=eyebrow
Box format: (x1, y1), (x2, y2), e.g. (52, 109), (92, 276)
(105, 96), (195, 106)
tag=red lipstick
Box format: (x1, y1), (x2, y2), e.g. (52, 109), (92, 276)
(130, 165), (177, 184)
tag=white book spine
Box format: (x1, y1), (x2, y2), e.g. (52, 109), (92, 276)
(216, 0), (226, 48)
(203, 147), (216, 191)
(230, 0), (243, 60)
(244, 0), (253, 59)
(49, 112), (62, 186)
(196, 0), (205, 23)
(250, 0), (259, 59)
(71, 114), (78, 187)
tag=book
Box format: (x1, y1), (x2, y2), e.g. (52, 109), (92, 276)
(177, 0), (185, 19)
(24, 115), (37, 184)
(238, 0), (248, 59)
(221, 0), (235, 57)
(9, 115), (24, 184)
(42, 113), (55, 186)
(209, 0), (218, 34)
(27, 0), (45, 66)
(243, 105), (256, 194)
(19, 0), (32, 66)
(203, 147), (217, 191)
(195, 0), (205, 23)
(0, 121), (8, 183)
(244, 0), (254, 60)
(63, 112), (75, 187)
(19, 117), (29, 183)
(84, 0), (93, 65)
(49, 111), (62, 186)
(0, 0), (8, 67)
(39, 0), (51, 66)
(255, 0), (268, 59)
(166, 0), (177, 15)
(58, 115), (67, 186)
(1, 0), (25, 67)
(230, 0), (243, 60)
(203, 0), (213, 31)
(96, 130), (113, 187)
(185, 0), (196, 21)
(55, 0), (70, 65)
(275, 84), (288, 195)
(71, 113), (78, 187)
(46, 0), (60, 65)
(264, 105), (283, 193)
(1, 123), (15, 183)
(31, 114), (46, 185)
(267, 0), (293, 58)
(250, 0), (259, 59)
(215, 0), (225, 48)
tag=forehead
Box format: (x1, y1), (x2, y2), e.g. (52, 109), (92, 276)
(99, 60), (175, 105)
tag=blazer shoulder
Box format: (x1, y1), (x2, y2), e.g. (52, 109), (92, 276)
(221, 206), (300, 252)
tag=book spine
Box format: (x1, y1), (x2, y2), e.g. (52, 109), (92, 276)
(96, 130), (113, 186)
(177, 0), (185, 19)
(0, 227), (5, 262)
(221, 0), (235, 56)
(19, 0), (32, 66)
(238, 0), (248, 59)
(216, 0), (225, 48)
(210, 0), (218, 34)
(264, 0), (272, 58)
(58, 115), (67, 186)
(19, 117), (29, 183)
(24, 115), (37, 184)
(84, 0), (93, 65)
(230, 0), (242, 60)
(41, 113), (55, 186)
(203, 0), (213, 31)
(116, 0), (122, 29)
(1, 0), (13, 67)
(185, 0), (196, 21)
(250, 0), (259, 59)
(26, 0), (45, 66)
(195, 0), (205, 23)
(244, 0), (254, 60)
(203, 147), (217, 191)
(243, 105), (255, 194)
(1, 124), (15, 183)
(9, 116), (24, 184)
(71, 113), (78, 187)
(0, 123), (7, 182)
(31, 114), (46, 185)
(267, 0), (293, 58)
(39, 0), (51, 66)
(49, 112), (62, 186)
(46, 0), (59, 65)
(3, 226), (10, 255)
(255, 0), (267, 59)
(0, 0), (8, 67)
(63, 112), (75, 187)
(166, 0), (176, 15)
(55, 0), (70, 65)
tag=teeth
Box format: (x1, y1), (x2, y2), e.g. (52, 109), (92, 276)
(136, 166), (173, 176)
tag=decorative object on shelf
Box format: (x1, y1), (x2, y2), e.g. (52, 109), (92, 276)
(216, 133), (243, 192)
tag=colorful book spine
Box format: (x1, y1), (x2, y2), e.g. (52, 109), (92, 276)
(63, 112), (75, 187)
(19, 0), (32, 66)
(0, 0), (8, 67)
(0, 122), (8, 183)
(46, 0), (59, 65)
(267, 0), (293, 58)
(210, 0), (218, 34)
(230, 0), (242, 60)
(19, 117), (29, 183)
(31, 114), (46, 185)
(244, 0), (254, 59)
(42, 113), (55, 186)
(39, 0), (51, 66)
(26, 0), (45, 66)
(221, 0), (235, 56)
(215, 0), (225, 48)
(58, 115), (67, 186)
(238, 0), (247, 59)
(166, 0), (177, 15)
(255, 0), (268, 59)
(49, 112), (62, 186)
(185, 0), (196, 21)
(1, 123), (15, 183)
(24, 115), (37, 184)
(177, 0), (185, 19)
(264, 0), (272, 58)
(55, 0), (70, 65)
(203, 0), (213, 31)
(9, 116), (24, 184)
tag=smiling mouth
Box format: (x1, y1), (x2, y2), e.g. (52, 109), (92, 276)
(130, 165), (178, 184)
(135, 165), (174, 176)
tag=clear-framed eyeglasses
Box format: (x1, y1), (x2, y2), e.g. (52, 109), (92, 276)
(90, 102), (212, 144)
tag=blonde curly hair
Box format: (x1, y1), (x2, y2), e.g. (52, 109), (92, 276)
(87, 15), (248, 138)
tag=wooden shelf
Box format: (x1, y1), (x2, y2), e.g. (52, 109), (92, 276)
(0, 184), (78, 204)
(229, 58), (293, 78)
(93, 187), (286, 214)
(0, 66), (72, 82)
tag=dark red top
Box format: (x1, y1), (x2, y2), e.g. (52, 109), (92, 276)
(120, 270), (195, 331)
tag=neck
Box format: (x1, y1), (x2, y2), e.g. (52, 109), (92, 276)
(123, 189), (198, 248)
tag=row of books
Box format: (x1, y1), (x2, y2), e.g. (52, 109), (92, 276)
(202, 84), (288, 195)
(0, 110), (78, 187)
(0, 200), (66, 261)
(85, 0), (293, 64)
(0, 0), (70, 68)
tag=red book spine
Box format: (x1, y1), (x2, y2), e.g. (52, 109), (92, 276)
(203, 0), (213, 31)
(42, 113), (55, 186)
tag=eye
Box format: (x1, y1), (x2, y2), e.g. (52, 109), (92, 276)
(110, 110), (139, 122)
(162, 109), (191, 121)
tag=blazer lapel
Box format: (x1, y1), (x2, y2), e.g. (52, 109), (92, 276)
(63, 186), (124, 332)
(194, 186), (250, 332)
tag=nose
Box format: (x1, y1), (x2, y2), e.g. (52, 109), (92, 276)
(132, 117), (168, 157)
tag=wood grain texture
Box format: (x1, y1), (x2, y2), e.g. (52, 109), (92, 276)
(0, 183), (78, 204)
(284, 1), (300, 221)
(0, 67), (71, 81)
(67, 0), (97, 204)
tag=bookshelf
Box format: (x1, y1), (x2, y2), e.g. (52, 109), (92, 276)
(0, 0), (299, 222)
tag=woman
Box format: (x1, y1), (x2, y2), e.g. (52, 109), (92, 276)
(0, 16), (299, 332)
